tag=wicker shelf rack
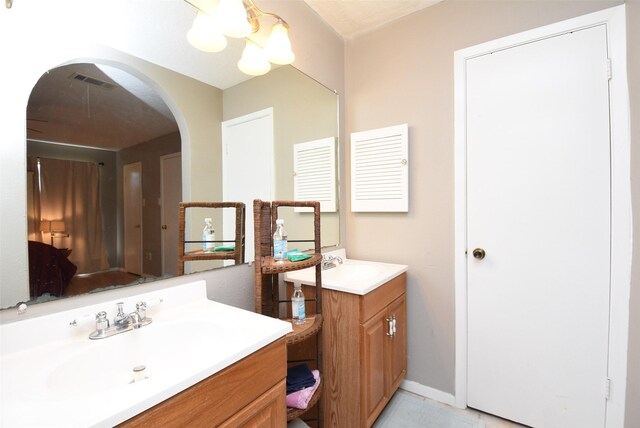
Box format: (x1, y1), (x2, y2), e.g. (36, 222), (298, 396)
(178, 202), (245, 275)
(253, 199), (323, 426)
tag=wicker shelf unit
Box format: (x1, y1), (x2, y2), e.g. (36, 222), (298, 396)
(178, 202), (245, 275)
(253, 199), (324, 426)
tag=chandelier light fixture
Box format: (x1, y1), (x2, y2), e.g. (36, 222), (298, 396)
(184, 0), (295, 76)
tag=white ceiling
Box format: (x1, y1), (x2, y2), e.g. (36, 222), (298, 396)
(303, 0), (443, 38)
(27, 63), (178, 150)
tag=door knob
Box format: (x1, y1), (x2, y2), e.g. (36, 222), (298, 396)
(472, 248), (486, 260)
(162, 225), (168, 230)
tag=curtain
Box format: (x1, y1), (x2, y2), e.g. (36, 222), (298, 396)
(34, 157), (109, 274)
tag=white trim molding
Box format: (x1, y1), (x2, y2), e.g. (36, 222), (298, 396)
(454, 5), (631, 427)
(400, 380), (456, 407)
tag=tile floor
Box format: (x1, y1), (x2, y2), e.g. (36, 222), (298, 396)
(374, 389), (529, 428)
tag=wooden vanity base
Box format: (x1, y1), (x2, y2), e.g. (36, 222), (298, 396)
(119, 338), (286, 427)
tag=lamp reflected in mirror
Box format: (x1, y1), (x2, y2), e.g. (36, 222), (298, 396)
(264, 20), (295, 65)
(238, 40), (271, 76)
(187, 11), (227, 52)
(39, 220), (68, 247)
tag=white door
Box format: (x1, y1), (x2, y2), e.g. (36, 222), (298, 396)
(466, 26), (611, 427)
(161, 153), (181, 276)
(123, 162), (143, 275)
(221, 108), (274, 264)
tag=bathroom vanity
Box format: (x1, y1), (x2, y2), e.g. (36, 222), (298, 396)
(119, 338), (286, 427)
(0, 280), (291, 427)
(285, 251), (408, 427)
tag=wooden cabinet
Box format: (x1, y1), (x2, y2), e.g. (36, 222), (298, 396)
(318, 272), (407, 428)
(118, 338), (286, 428)
(361, 293), (406, 427)
(219, 380), (286, 428)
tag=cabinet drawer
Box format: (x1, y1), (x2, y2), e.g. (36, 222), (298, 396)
(360, 273), (406, 322)
(219, 380), (286, 427)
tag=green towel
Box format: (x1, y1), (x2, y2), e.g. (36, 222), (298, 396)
(214, 245), (235, 251)
(287, 249), (311, 262)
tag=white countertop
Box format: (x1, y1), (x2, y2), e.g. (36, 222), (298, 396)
(284, 249), (408, 295)
(0, 280), (291, 427)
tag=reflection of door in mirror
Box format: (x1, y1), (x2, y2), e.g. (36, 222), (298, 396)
(124, 162), (143, 276)
(161, 153), (181, 276)
(222, 108), (274, 265)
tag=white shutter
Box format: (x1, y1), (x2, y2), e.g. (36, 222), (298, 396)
(293, 137), (337, 212)
(351, 124), (409, 212)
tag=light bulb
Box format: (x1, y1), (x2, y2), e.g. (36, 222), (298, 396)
(218, 0), (252, 38)
(264, 21), (295, 65)
(238, 40), (271, 76)
(187, 11), (227, 52)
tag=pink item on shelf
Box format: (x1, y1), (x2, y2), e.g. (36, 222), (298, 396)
(286, 370), (320, 410)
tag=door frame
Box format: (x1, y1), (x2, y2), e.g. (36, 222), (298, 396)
(453, 5), (630, 428)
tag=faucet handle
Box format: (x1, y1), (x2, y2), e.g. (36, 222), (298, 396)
(114, 302), (128, 325)
(136, 301), (147, 320)
(96, 311), (109, 331)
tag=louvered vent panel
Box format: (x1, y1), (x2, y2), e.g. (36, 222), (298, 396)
(294, 137), (337, 212)
(351, 124), (408, 212)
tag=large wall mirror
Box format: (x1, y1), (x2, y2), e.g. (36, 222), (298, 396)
(7, 48), (339, 310)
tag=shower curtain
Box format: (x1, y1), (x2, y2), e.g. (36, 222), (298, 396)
(30, 157), (109, 274)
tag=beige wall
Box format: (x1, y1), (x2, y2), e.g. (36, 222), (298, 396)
(625, 1), (640, 426)
(344, 0), (624, 395)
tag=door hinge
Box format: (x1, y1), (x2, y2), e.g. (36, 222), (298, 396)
(606, 59), (612, 80)
(604, 377), (611, 400)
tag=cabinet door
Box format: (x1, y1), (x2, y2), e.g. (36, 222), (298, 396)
(361, 308), (389, 427)
(219, 380), (286, 428)
(387, 294), (407, 394)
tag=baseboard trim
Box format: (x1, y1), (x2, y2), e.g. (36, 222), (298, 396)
(399, 380), (457, 407)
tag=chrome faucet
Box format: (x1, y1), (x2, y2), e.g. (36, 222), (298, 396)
(128, 311), (143, 329)
(114, 302), (129, 328)
(322, 254), (343, 270)
(89, 301), (152, 340)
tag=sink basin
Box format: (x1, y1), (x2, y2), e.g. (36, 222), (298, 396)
(284, 252), (408, 295)
(47, 320), (238, 395)
(323, 262), (381, 282)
